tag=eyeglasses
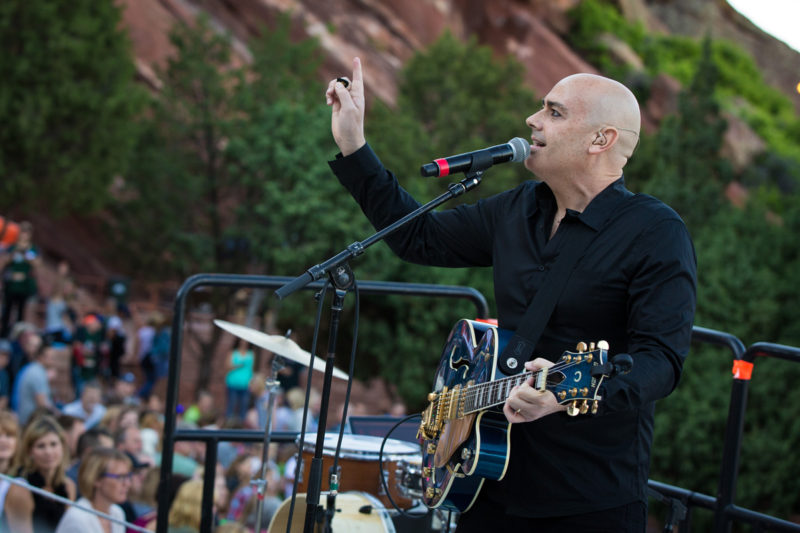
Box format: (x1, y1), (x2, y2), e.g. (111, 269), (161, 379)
(103, 472), (133, 481)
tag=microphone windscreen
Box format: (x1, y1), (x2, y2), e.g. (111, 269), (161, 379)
(508, 137), (531, 163)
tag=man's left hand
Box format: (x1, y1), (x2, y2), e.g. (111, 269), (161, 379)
(504, 358), (567, 423)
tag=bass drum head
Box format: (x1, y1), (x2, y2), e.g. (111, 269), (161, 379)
(269, 491), (396, 533)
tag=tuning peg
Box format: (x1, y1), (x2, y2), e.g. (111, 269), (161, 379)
(591, 400), (599, 414)
(589, 342), (596, 350)
(566, 401), (580, 416)
(576, 342), (587, 352)
(579, 400), (589, 414)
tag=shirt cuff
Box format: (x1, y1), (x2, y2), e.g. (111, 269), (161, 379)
(328, 143), (384, 185)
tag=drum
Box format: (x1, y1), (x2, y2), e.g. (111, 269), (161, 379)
(395, 458), (423, 501)
(297, 433), (421, 510)
(269, 491), (396, 533)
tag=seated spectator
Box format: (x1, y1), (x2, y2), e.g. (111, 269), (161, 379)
(0, 409), (20, 526)
(8, 327), (41, 406)
(105, 372), (139, 407)
(66, 426), (114, 488)
(0, 339), (11, 410)
(168, 479), (204, 533)
(57, 414), (87, 463)
(116, 406), (140, 432)
(5, 415), (76, 532)
(62, 381), (106, 428)
(183, 389), (217, 427)
(55, 447), (132, 533)
(116, 451), (150, 527)
(115, 425), (149, 466)
(0, 410), (19, 474)
(14, 342), (57, 425)
(138, 410), (162, 463)
(238, 463), (282, 531)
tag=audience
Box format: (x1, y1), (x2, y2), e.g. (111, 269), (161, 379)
(0, 409), (20, 530)
(62, 380), (107, 428)
(67, 426), (114, 488)
(0, 340), (11, 410)
(5, 415), (76, 532)
(57, 414), (87, 463)
(167, 479), (204, 533)
(55, 447), (131, 533)
(14, 342), (57, 425)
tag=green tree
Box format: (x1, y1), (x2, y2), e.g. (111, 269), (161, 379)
(0, 0), (143, 214)
(628, 36), (730, 231)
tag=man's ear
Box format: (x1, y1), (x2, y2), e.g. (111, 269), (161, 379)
(588, 127), (618, 154)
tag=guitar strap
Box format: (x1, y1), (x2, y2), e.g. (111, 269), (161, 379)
(496, 188), (635, 375)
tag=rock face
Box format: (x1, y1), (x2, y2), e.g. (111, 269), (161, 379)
(116, 0), (798, 175)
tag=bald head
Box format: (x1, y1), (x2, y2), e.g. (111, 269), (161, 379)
(556, 73), (641, 157)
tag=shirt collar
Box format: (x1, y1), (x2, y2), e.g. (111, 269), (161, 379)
(532, 176), (631, 231)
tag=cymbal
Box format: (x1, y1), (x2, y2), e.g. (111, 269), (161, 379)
(213, 320), (349, 380)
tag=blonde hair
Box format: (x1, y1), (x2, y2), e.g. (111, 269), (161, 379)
(0, 410), (19, 437)
(78, 447), (131, 500)
(0, 410), (19, 475)
(168, 479), (204, 529)
(13, 415), (70, 484)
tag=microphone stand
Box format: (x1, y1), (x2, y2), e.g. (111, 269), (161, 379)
(275, 169), (485, 533)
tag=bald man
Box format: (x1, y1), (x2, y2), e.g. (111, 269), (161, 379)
(326, 59), (696, 532)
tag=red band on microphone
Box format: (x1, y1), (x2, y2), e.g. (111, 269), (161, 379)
(732, 359), (753, 380)
(434, 158), (450, 177)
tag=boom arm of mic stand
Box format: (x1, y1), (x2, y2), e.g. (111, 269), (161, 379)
(274, 171), (484, 301)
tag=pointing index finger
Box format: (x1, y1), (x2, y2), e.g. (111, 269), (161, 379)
(351, 57), (363, 93)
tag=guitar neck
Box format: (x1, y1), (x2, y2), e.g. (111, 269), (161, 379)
(462, 368), (545, 414)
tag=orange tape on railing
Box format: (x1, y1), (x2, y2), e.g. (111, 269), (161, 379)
(732, 360), (754, 380)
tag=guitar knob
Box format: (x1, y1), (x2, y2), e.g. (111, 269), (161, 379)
(461, 448), (472, 460)
(425, 487), (442, 499)
(427, 443), (436, 454)
(423, 467), (434, 478)
(566, 401), (580, 417)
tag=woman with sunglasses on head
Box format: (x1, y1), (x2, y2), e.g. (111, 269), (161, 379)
(5, 415), (76, 532)
(56, 447), (132, 533)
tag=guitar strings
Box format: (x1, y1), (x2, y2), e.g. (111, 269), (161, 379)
(456, 359), (601, 412)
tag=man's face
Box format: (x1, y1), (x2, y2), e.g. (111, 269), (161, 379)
(524, 77), (595, 179)
(121, 427), (143, 454)
(82, 387), (101, 412)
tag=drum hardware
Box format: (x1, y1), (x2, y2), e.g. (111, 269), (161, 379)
(214, 320), (350, 533)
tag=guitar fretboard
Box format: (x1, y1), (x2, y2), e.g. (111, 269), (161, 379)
(462, 369), (543, 413)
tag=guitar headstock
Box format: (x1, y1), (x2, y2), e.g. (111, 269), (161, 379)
(544, 340), (609, 416)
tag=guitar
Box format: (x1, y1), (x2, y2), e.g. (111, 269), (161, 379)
(417, 318), (612, 512)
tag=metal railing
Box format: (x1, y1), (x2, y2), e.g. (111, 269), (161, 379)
(155, 274), (489, 533)
(647, 332), (800, 532)
(156, 275), (800, 532)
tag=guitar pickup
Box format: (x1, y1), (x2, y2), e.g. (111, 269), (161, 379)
(533, 368), (548, 391)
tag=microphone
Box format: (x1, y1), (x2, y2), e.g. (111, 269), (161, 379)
(420, 137), (530, 177)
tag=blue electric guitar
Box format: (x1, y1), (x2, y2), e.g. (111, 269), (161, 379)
(417, 319), (613, 512)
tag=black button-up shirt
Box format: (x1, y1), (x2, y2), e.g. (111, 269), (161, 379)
(330, 144), (697, 516)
